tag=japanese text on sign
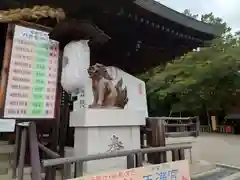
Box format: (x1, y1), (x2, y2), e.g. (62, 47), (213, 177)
(79, 88), (85, 108)
(68, 160), (190, 180)
(4, 25), (59, 119)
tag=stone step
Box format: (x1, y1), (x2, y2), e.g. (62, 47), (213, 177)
(5, 168), (62, 180)
(191, 162), (240, 180)
(0, 153), (11, 162)
(191, 167), (239, 180)
(0, 162), (9, 175)
(0, 142), (13, 175)
(190, 160), (217, 175)
(0, 141), (9, 145)
(0, 144), (13, 154)
(219, 172), (240, 180)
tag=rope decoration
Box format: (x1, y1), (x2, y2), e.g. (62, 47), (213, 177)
(0, 5), (66, 23)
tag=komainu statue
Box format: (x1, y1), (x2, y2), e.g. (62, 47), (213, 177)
(87, 63), (128, 108)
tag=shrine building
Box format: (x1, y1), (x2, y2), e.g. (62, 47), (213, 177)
(0, 0), (219, 148)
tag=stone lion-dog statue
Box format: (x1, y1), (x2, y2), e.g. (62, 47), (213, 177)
(87, 63), (128, 108)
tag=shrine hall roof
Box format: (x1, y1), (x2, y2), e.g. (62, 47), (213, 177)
(135, 0), (220, 37)
(0, 0), (219, 38)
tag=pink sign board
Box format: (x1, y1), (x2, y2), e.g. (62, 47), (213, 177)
(69, 160), (191, 180)
(4, 25), (59, 119)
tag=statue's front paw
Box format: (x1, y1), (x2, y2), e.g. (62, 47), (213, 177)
(88, 104), (93, 108)
(89, 104), (102, 108)
(97, 101), (102, 106)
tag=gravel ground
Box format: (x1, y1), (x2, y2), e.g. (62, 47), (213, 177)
(192, 133), (240, 166)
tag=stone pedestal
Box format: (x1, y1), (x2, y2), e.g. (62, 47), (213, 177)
(70, 108), (145, 174)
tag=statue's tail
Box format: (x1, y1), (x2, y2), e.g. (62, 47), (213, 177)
(115, 78), (128, 108)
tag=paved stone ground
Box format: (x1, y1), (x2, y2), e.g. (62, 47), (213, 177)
(192, 132), (240, 166)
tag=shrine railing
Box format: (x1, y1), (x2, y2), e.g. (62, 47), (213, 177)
(13, 116), (198, 180)
(42, 143), (192, 180)
(140, 117), (199, 164)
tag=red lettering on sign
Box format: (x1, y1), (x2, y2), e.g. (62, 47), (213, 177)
(182, 176), (189, 180)
(139, 84), (142, 95)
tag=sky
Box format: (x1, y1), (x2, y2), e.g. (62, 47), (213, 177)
(157, 0), (240, 32)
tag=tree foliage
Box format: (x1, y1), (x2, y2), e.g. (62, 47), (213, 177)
(139, 11), (240, 116)
(183, 9), (198, 19)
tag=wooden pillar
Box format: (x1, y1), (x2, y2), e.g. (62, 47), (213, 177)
(158, 119), (167, 163)
(147, 118), (166, 164)
(195, 116), (200, 137)
(211, 116), (217, 132)
(0, 24), (13, 108)
(12, 122), (42, 180)
(172, 149), (179, 161)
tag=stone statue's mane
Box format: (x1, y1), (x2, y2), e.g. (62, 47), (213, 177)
(87, 63), (112, 80)
(87, 63), (128, 108)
